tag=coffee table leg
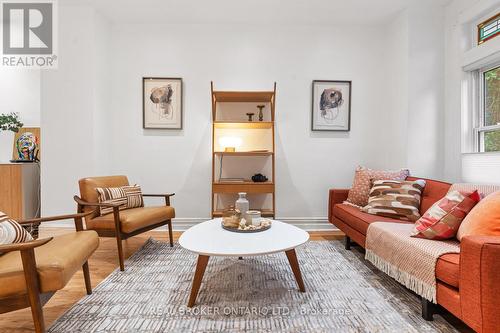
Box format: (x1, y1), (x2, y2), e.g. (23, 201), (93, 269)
(188, 255), (210, 307)
(285, 249), (305, 292)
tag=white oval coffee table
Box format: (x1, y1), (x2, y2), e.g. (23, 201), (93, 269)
(179, 218), (309, 307)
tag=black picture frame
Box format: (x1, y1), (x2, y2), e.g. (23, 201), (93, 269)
(311, 80), (351, 131)
(143, 77), (183, 129)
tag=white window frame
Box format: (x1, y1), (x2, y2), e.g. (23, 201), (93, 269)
(473, 63), (500, 152)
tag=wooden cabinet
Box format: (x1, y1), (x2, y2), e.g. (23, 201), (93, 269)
(211, 82), (276, 218)
(0, 163), (40, 219)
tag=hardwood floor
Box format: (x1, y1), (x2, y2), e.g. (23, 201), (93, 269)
(0, 227), (342, 332)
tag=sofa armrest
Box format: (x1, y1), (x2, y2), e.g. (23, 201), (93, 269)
(460, 235), (500, 333)
(328, 189), (350, 222)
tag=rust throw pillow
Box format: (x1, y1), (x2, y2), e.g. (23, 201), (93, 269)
(345, 166), (410, 207)
(362, 179), (426, 221)
(457, 190), (500, 241)
(411, 190), (480, 240)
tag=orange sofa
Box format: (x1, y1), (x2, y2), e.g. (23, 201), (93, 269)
(328, 177), (500, 333)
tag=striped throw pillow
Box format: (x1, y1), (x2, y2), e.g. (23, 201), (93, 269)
(0, 211), (33, 246)
(362, 179), (426, 222)
(96, 185), (144, 216)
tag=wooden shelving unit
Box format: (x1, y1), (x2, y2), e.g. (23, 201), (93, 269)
(211, 81), (276, 218)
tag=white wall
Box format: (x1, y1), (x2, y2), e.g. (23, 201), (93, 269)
(0, 69), (40, 127)
(39, 2), (456, 229)
(40, 5), (111, 216)
(107, 23), (396, 225)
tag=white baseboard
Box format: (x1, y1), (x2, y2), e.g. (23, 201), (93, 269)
(44, 217), (337, 232)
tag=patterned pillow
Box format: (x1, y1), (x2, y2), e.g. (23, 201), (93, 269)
(96, 185), (144, 216)
(0, 211), (33, 245)
(411, 190), (480, 240)
(345, 166), (410, 207)
(362, 179), (426, 221)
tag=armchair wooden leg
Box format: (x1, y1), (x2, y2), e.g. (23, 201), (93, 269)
(168, 220), (173, 247)
(115, 235), (125, 271)
(21, 249), (45, 333)
(82, 261), (92, 295)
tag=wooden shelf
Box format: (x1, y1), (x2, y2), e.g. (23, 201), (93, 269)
(213, 91), (274, 103)
(214, 121), (273, 129)
(213, 209), (275, 217)
(213, 182), (274, 194)
(214, 151), (273, 156)
(211, 82), (276, 218)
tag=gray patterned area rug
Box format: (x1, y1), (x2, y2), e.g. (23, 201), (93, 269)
(49, 239), (458, 333)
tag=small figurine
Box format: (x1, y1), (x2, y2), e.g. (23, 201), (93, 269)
(246, 112), (255, 121)
(251, 173), (268, 182)
(257, 105), (265, 121)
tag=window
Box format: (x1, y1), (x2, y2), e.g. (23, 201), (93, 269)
(478, 13), (500, 44)
(477, 65), (500, 152)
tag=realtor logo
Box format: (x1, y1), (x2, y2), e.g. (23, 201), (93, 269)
(1, 0), (57, 68)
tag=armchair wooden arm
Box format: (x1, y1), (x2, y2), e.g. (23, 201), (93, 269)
(73, 195), (122, 209)
(0, 237), (53, 254)
(17, 210), (97, 232)
(143, 193), (175, 205)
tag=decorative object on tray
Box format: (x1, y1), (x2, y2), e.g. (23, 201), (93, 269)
(312, 80), (351, 131)
(222, 215), (272, 233)
(235, 192), (249, 220)
(246, 112), (255, 121)
(257, 105), (265, 121)
(143, 77), (183, 129)
(251, 173), (268, 182)
(222, 206), (241, 229)
(246, 210), (262, 226)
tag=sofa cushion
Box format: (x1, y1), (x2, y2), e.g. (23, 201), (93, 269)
(362, 179), (426, 222)
(436, 253), (459, 288)
(332, 204), (409, 236)
(457, 190), (500, 241)
(89, 206), (175, 233)
(411, 190), (480, 240)
(346, 166), (409, 207)
(0, 231), (99, 298)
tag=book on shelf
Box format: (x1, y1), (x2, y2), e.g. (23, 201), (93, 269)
(218, 177), (246, 183)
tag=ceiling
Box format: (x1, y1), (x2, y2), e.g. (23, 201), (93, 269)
(64, 0), (450, 25)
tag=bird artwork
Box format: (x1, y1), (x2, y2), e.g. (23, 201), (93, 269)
(150, 84), (174, 119)
(319, 88), (344, 123)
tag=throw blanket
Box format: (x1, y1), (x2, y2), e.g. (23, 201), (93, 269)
(365, 222), (460, 303)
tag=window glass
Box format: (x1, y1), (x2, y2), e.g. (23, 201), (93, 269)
(484, 130), (500, 152)
(484, 66), (500, 127)
(479, 14), (500, 44)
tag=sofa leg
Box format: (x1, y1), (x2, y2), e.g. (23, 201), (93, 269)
(421, 298), (435, 321)
(345, 236), (351, 250)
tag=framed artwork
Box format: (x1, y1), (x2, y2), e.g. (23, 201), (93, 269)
(143, 77), (183, 129)
(12, 127), (41, 161)
(311, 80), (351, 131)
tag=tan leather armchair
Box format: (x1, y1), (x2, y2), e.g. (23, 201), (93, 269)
(75, 175), (175, 271)
(0, 211), (99, 333)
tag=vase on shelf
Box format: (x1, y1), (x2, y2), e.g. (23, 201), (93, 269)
(235, 192), (249, 223)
